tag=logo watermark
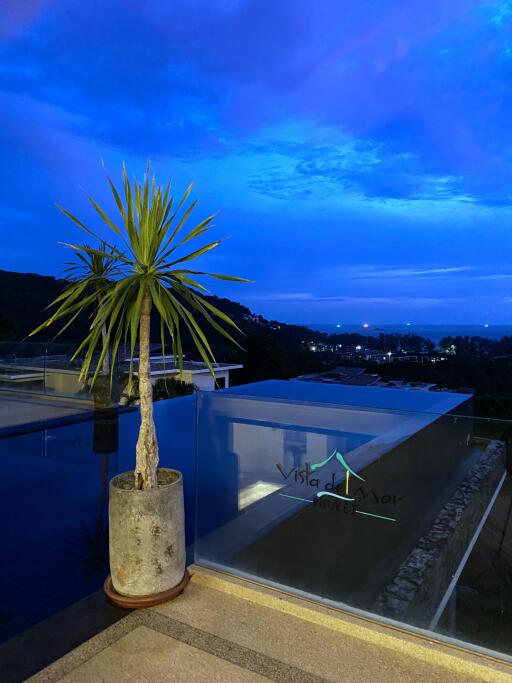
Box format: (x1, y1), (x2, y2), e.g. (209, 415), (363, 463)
(276, 449), (401, 523)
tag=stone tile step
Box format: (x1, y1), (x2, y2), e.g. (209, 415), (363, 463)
(58, 626), (269, 683)
(153, 566), (512, 683)
(28, 565), (512, 683)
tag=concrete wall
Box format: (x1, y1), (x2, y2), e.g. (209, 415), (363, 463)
(151, 369), (230, 391)
(178, 369), (230, 391)
(44, 370), (83, 397)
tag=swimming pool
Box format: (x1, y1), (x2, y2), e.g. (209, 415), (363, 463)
(0, 396), (196, 643)
(1, 380), (507, 663)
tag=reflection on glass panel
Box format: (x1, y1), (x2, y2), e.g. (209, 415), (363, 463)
(0, 417), (119, 642)
(436, 449), (512, 655)
(195, 386), (509, 658)
(0, 395), (198, 644)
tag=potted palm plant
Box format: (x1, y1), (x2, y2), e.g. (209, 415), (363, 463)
(31, 165), (247, 606)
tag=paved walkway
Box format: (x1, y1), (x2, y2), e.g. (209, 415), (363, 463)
(28, 566), (512, 682)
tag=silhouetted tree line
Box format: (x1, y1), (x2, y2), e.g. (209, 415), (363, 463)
(375, 357), (512, 420)
(2, 269), (512, 418)
(440, 335), (512, 358)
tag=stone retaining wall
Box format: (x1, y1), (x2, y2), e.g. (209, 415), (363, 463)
(373, 440), (505, 627)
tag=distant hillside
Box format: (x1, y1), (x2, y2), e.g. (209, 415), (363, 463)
(0, 270), (69, 341)
(0, 268), (328, 383)
(0, 268), (319, 351)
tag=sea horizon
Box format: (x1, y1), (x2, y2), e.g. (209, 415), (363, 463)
(305, 323), (512, 344)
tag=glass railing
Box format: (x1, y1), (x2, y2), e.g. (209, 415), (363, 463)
(0, 341), (93, 400)
(2, 375), (512, 661)
(0, 340), (177, 413)
(194, 387), (512, 659)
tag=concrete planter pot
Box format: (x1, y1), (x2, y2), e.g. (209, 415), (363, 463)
(108, 468), (186, 599)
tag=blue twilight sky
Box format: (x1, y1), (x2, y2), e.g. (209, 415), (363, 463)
(1, 1), (512, 324)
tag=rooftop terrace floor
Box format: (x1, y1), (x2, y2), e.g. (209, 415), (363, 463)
(26, 566), (512, 683)
(0, 394), (91, 431)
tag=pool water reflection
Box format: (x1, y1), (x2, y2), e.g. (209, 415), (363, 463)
(0, 396), (196, 643)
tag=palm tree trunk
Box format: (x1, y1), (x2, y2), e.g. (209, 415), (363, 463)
(134, 293), (159, 490)
(96, 293), (110, 376)
(101, 322), (110, 375)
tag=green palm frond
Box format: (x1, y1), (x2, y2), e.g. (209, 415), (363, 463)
(64, 241), (120, 284)
(30, 164), (249, 388)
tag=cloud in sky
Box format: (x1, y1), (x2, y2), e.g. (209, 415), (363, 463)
(1, 0), (512, 322)
(346, 266), (474, 280)
(0, 0), (51, 41)
(246, 292), (449, 307)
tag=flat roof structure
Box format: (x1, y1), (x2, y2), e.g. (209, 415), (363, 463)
(132, 360), (243, 377)
(226, 378), (471, 414)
